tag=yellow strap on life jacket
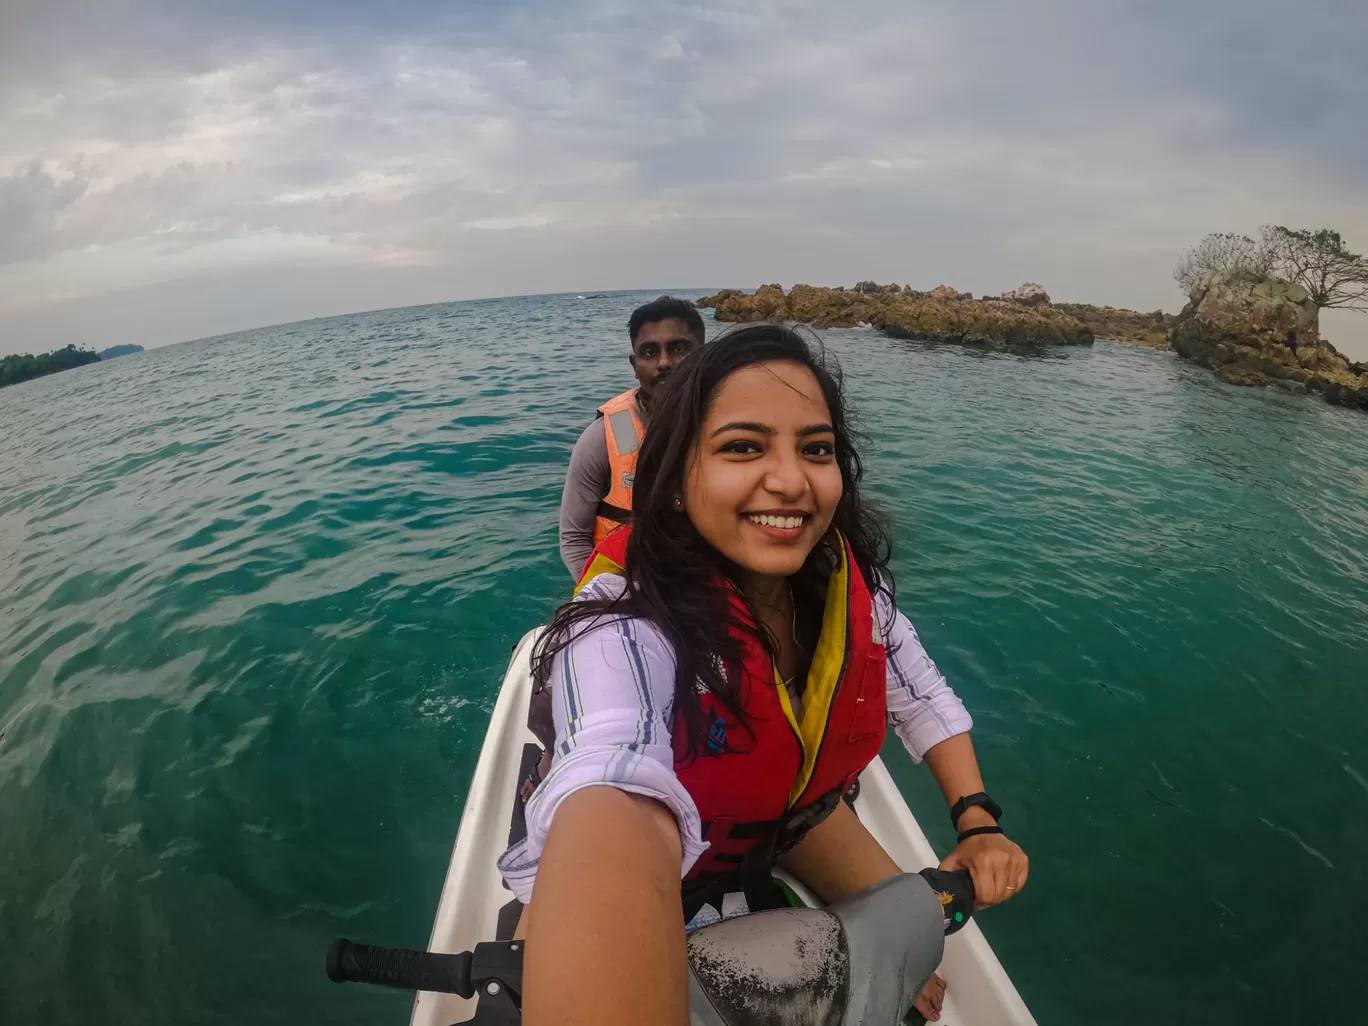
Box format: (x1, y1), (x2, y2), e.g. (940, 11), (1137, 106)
(778, 533), (852, 807)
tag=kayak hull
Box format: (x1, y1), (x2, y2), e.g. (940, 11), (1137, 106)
(412, 627), (1036, 1026)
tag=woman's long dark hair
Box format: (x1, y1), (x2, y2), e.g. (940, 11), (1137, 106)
(534, 323), (894, 757)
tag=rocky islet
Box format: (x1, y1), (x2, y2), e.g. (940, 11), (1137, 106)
(697, 279), (1367, 413)
(1169, 270), (1368, 411)
(697, 282), (1096, 347)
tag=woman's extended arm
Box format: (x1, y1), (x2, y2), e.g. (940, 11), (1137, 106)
(499, 583), (705, 1025)
(522, 786), (689, 1026)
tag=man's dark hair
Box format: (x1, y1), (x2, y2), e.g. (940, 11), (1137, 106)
(627, 295), (706, 345)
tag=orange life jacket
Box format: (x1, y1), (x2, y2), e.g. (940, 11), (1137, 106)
(592, 388), (644, 546)
(573, 524), (887, 917)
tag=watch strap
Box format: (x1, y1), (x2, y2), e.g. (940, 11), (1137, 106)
(957, 824), (1006, 843)
(949, 791), (1002, 830)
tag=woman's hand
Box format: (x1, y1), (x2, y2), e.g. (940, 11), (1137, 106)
(921, 735), (1028, 907)
(938, 831), (1028, 908)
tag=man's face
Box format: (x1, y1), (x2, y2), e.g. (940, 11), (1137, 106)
(631, 318), (701, 398)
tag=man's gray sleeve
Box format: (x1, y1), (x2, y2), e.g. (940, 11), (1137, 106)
(559, 418), (611, 577)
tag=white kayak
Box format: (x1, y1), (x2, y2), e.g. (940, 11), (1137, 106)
(412, 628), (1037, 1026)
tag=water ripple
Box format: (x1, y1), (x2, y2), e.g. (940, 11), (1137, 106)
(1, 300), (1366, 1026)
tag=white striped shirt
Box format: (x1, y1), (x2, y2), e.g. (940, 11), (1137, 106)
(497, 573), (972, 902)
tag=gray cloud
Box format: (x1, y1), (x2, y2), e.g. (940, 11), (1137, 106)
(0, 163), (92, 263)
(2, 0), (1366, 357)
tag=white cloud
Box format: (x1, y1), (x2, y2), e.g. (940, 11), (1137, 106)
(464, 212), (563, 231)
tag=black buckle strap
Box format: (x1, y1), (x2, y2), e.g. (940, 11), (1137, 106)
(595, 500), (632, 524)
(680, 786), (847, 922)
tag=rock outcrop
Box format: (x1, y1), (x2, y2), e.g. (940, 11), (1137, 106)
(852, 280), (903, 295)
(997, 282), (1051, 306)
(1054, 304), (1175, 349)
(697, 284), (1094, 347)
(1170, 270), (1368, 411)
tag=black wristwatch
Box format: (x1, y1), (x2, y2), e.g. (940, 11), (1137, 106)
(949, 792), (1002, 831)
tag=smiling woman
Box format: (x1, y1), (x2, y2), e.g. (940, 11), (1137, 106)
(504, 324), (1028, 1025)
(684, 360), (844, 580)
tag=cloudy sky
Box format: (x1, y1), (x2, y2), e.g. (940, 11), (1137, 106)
(3, 0), (1367, 357)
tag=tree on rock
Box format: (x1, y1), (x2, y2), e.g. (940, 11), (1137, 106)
(1173, 233), (1274, 292)
(1261, 227), (1368, 311)
(1175, 226), (1368, 311)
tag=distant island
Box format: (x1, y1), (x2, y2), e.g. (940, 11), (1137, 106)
(0, 344), (102, 390)
(101, 344), (144, 360)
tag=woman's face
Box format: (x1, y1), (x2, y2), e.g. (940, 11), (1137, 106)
(683, 360), (844, 581)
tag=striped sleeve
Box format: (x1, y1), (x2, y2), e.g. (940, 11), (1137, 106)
(876, 588), (973, 762)
(497, 574), (707, 903)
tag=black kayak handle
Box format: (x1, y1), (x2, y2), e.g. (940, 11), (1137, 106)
(327, 939), (474, 998)
(327, 870), (975, 999)
(917, 867), (977, 934)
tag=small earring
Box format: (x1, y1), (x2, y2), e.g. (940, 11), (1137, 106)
(672, 496), (683, 510)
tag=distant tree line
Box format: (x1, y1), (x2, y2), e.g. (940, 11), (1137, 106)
(1175, 225), (1368, 311)
(0, 344), (102, 389)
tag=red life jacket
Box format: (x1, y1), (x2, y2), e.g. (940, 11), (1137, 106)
(573, 524), (887, 912)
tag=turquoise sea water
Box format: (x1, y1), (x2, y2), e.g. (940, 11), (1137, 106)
(1, 291), (1365, 1025)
